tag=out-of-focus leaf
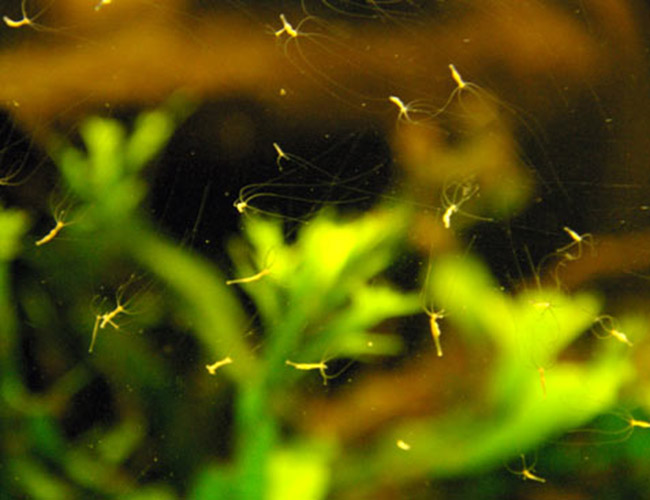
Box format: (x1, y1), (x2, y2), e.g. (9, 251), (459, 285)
(9, 457), (73, 500)
(29, 413), (66, 461)
(80, 116), (126, 189)
(189, 463), (237, 500)
(268, 441), (334, 500)
(125, 109), (175, 172)
(0, 208), (28, 261)
(97, 419), (145, 464)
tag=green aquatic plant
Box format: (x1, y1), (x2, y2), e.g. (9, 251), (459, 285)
(45, 101), (420, 499)
(1, 101), (646, 500)
(333, 254), (640, 492)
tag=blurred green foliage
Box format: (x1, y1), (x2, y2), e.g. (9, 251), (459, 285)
(1, 101), (648, 499)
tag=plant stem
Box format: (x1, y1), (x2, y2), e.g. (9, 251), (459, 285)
(234, 379), (277, 500)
